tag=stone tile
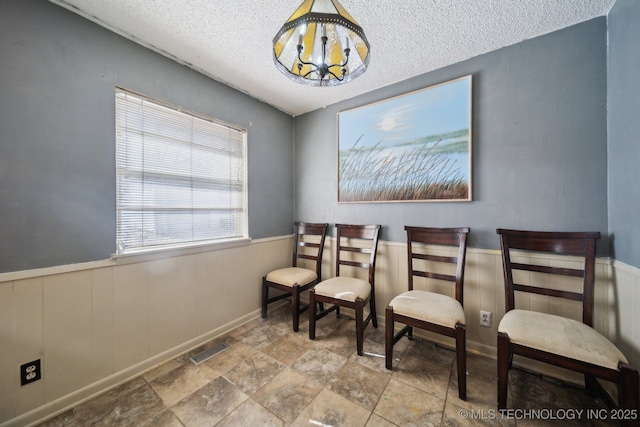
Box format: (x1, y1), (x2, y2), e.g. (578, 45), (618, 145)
(253, 368), (323, 423)
(224, 352), (287, 395)
(291, 348), (348, 385)
(505, 369), (618, 427)
(447, 371), (497, 411)
(149, 362), (220, 407)
(37, 410), (77, 427)
(364, 326), (387, 345)
(170, 376), (248, 427)
(467, 354), (497, 381)
(261, 333), (315, 366)
(327, 360), (390, 411)
(311, 312), (347, 337)
(73, 380), (165, 426)
(289, 388), (372, 427)
(508, 368), (585, 410)
(516, 416), (610, 427)
(268, 303), (296, 324)
(236, 321), (289, 349)
(225, 318), (263, 339)
(453, 353), (497, 382)
(374, 378), (445, 426)
(441, 401), (515, 427)
(350, 337), (397, 373)
(309, 314), (363, 357)
(365, 413), (399, 427)
(392, 353), (452, 399)
(141, 409), (184, 427)
(216, 399), (284, 427)
(405, 339), (456, 368)
(377, 331), (412, 367)
(143, 359), (184, 383)
(514, 407), (617, 427)
(204, 337), (258, 373)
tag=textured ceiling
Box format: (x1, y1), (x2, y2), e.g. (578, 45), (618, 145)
(49, 0), (614, 116)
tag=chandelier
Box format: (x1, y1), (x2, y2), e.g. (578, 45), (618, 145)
(273, 0), (370, 86)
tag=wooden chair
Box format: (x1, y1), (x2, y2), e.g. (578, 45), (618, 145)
(261, 222), (328, 332)
(309, 224), (381, 356)
(385, 226), (470, 400)
(496, 229), (639, 424)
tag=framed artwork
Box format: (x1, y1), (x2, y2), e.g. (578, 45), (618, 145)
(337, 75), (472, 202)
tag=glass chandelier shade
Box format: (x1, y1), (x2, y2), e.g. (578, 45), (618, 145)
(273, 0), (370, 86)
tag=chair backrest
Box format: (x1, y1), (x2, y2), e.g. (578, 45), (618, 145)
(496, 228), (600, 326)
(405, 226), (470, 305)
(292, 222), (329, 278)
(335, 224), (381, 288)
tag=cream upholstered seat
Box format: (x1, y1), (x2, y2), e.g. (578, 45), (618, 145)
(389, 290), (465, 328)
(499, 309), (627, 371)
(313, 276), (371, 302)
(309, 224), (381, 356)
(385, 226), (470, 400)
(262, 222), (328, 332)
(266, 267), (317, 288)
(496, 229), (638, 424)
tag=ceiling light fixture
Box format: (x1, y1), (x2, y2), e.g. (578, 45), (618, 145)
(273, 0), (370, 87)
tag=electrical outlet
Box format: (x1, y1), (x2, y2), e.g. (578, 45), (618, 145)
(20, 359), (41, 386)
(480, 310), (492, 327)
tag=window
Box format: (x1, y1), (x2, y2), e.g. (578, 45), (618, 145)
(115, 88), (247, 254)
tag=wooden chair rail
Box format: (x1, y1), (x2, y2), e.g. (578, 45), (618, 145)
(412, 270), (456, 283)
(298, 241), (321, 248)
(339, 246), (373, 254)
(509, 340), (621, 383)
(511, 262), (585, 277)
(413, 253), (458, 264)
(513, 284), (584, 301)
(339, 260), (371, 269)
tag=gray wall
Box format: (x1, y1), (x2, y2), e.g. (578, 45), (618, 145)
(0, 0), (294, 273)
(608, 0), (640, 269)
(294, 18), (609, 254)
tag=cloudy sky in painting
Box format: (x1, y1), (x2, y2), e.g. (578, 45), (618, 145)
(338, 76), (471, 149)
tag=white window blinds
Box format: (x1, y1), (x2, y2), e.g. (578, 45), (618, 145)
(115, 88), (247, 254)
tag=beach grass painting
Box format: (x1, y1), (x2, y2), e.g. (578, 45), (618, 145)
(337, 75), (472, 202)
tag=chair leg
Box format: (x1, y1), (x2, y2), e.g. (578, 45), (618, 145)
(497, 332), (511, 410)
(261, 277), (268, 319)
(309, 289), (317, 340)
(456, 323), (467, 401)
(370, 290), (378, 328)
(355, 297), (364, 356)
(292, 285), (300, 332)
(385, 306), (394, 370)
(585, 374), (599, 394)
(618, 362), (639, 427)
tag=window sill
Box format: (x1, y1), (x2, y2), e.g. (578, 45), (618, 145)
(111, 237), (252, 265)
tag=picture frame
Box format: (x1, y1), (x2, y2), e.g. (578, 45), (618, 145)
(337, 75), (472, 203)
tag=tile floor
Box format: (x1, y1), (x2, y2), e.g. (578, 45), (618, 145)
(39, 305), (618, 426)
